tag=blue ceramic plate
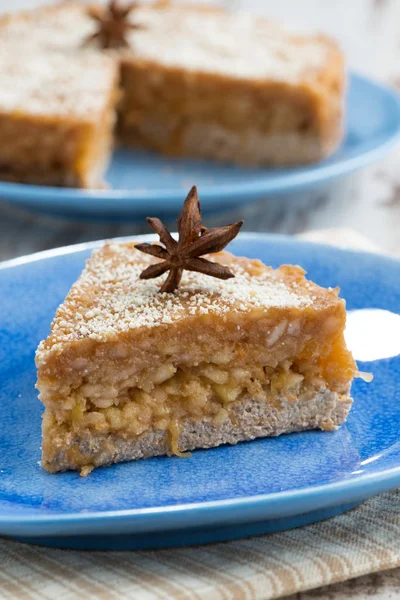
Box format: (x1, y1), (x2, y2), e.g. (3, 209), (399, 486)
(1, 233), (400, 550)
(1, 73), (400, 218)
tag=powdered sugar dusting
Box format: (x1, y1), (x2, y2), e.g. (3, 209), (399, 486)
(36, 241), (320, 363)
(0, 4), (115, 117)
(131, 7), (332, 81)
(0, 2), (335, 117)
(0, 49), (116, 117)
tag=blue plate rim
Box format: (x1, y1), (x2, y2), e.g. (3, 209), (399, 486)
(0, 72), (400, 208)
(1, 467), (400, 537)
(1, 232), (400, 537)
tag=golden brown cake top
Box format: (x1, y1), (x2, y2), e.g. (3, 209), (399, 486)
(36, 241), (342, 364)
(0, 3), (340, 86)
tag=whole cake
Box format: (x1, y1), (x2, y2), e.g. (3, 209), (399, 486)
(0, 1), (345, 188)
(36, 186), (357, 475)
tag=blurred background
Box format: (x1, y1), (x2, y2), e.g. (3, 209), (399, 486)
(1, 0), (400, 259)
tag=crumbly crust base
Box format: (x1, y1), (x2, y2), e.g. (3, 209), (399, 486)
(120, 126), (339, 167)
(42, 388), (352, 473)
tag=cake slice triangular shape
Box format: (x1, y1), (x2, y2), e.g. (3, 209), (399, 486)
(36, 191), (357, 474)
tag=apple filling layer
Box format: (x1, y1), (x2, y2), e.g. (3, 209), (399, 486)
(42, 357), (350, 463)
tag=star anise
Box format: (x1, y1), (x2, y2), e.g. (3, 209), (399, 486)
(135, 186), (244, 293)
(84, 1), (143, 50)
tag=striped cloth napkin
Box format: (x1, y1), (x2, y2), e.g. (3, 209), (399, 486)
(0, 490), (398, 599)
(1, 229), (398, 600)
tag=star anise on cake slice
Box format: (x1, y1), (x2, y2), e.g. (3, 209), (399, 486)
(84, 1), (144, 50)
(135, 186), (244, 293)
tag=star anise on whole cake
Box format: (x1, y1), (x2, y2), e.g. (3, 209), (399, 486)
(84, 1), (143, 50)
(135, 186), (244, 293)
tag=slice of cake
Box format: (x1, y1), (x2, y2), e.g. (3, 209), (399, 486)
(0, 4), (119, 187)
(0, 2), (345, 189)
(36, 187), (357, 474)
(0, 50), (118, 188)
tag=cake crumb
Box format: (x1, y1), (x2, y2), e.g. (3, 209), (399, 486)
(80, 465), (94, 477)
